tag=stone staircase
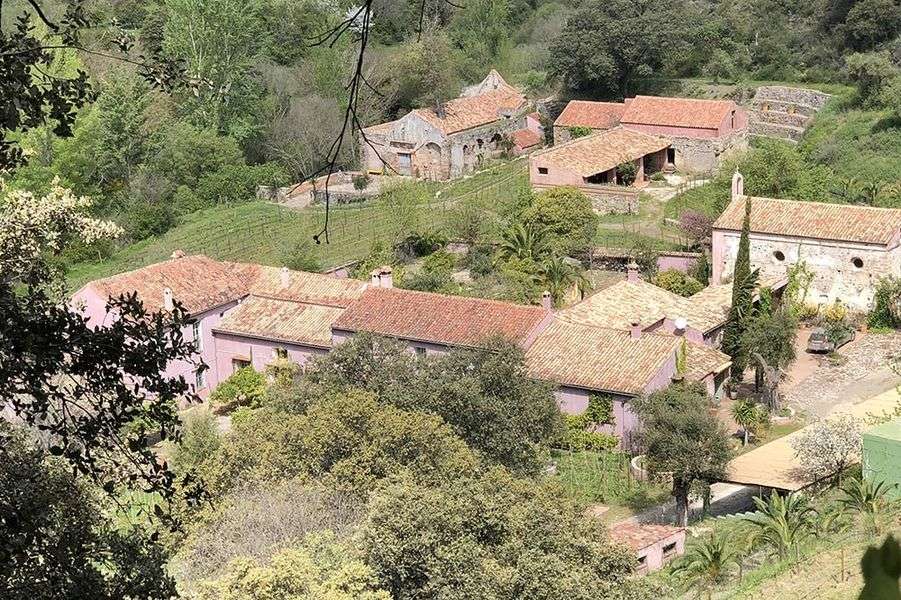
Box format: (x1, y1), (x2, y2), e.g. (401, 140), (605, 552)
(748, 86), (832, 144)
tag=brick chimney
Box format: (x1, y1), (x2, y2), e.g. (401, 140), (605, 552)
(630, 319), (642, 339)
(280, 266), (290, 287)
(163, 287), (174, 311)
(370, 266), (394, 288)
(541, 290), (553, 310)
(626, 261), (640, 283)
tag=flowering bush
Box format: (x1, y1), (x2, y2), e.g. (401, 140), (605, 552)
(678, 209), (714, 245)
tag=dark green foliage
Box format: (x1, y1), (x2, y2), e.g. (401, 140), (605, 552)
(466, 244), (495, 277)
(306, 334), (562, 474)
(860, 535), (901, 599)
(522, 187), (599, 256)
(280, 236), (322, 272)
(209, 366), (267, 412)
(845, 52), (898, 106)
(632, 382), (731, 526)
(397, 230), (449, 258)
(721, 196), (759, 379)
(616, 161), (638, 186)
(652, 269), (704, 297)
(868, 276), (901, 328)
(194, 163), (290, 207)
(0, 424), (177, 599)
(361, 468), (637, 599)
(558, 415), (619, 452)
(568, 126), (593, 139)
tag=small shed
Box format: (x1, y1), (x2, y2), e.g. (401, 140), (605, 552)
(862, 419), (901, 499)
(608, 521), (686, 574)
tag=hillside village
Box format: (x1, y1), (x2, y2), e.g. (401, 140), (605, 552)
(5, 0), (901, 598)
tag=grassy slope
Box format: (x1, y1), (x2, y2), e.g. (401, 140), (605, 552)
(66, 159), (528, 289)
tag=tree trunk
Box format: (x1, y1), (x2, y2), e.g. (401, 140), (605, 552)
(674, 481), (690, 527)
(743, 428), (749, 446)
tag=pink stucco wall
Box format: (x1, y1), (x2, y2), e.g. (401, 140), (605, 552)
(624, 106), (746, 140)
(211, 331), (329, 383)
(636, 529), (686, 573)
(656, 253), (700, 273)
(70, 285), (238, 399)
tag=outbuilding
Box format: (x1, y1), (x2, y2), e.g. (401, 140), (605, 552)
(863, 419), (901, 500)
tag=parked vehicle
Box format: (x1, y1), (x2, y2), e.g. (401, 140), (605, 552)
(807, 326), (855, 353)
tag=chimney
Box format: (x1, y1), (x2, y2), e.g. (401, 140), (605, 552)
(541, 290), (553, 310)
(163, 287), (174, 311)
(626, 261), (640, 282)
(280, 266), (290, 288)
(731, 170), (744, 201)
(371, 268), (381, 287)
(673, 317), (687, 336)
(170, 249), (185, 259)
(378, 265), (393, 289)
(630, 319), (642, 339)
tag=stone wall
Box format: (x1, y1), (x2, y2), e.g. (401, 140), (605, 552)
(671, 130), (747, 173)
(712, 229), (900, 310)
(749, 86), (832, 144)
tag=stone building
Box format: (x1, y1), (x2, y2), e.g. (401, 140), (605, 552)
(711, 173), (901, 311)
(552, 95), (748, 172)
(529, 126), (670, 213)
(749, 86), (831, 143)
(360, 71), (539, 180)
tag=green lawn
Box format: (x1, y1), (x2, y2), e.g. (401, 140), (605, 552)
(551, 449), (670, 522)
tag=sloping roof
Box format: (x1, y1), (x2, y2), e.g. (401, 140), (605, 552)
(525, 321), (680, 395)
(621, 95), (735, 130)
(361, 119), (398, 136)
(412, 87), (526, 135)
(713, 196), (901, 246)
(213, 296), (343, 348)
(525, 320), (728, 395)
(531, 127), (670, 177)
(554, 100), (626, 129)
(249, 266), (367, 307)
(511, 128), (542, 149)
(609, 521), (685, 551)
(331, 287), (548, 347)
(80, 255), (255, 315)
(557, 278), (693, 331)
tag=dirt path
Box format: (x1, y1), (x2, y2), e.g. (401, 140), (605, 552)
(627, 482), (758, 526)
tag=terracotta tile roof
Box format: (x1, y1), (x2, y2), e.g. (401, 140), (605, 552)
(531, 127), (670, 177)
(608, 521), (685, 551)
(554, 100), (626, 129)
(525, 320), (681, 395)
(621, 96), (735, 130)
(682, 339), (732, 381)
(331, 287), (548, 347)
(81, 255), (255, 315)
(213, 296), (343, 348)
(412, 87), (527, 135)
(557, 278), (693, 331)
(511, 128), (542, 150)
(249, 266), (367, 307)
(361, 119), (398, 136)
(713, 196), (901, 246)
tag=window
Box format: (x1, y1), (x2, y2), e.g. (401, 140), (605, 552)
(232, 358), (250, 373)
(273, 347), (288, 359)
(636, 555), (647, 571)
(537, 167), (548, 175)
(192, 321), (202, 352)
(852, 257), (864, 269)
(415, 346), (426, 356)
(662, 542), (677, 558)
(195, 369), (206, 389)
(773, 250), (785, 262)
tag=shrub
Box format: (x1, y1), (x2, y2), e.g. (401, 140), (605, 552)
(823, 300), (848, 324)
(403, 270), (455, 293)
(568, 125), (593, 139)
(397, 229), (448, 258)
(279, 237), (321, 272)
(522, 187), (599, 255)
(421, 249), (456, 275)
(465, 244), (494, 277)
(209, 366), (267, 412)
(868, 276), (901, 329)
(172, 408), (221, 474)
(352, 173), (372, 191)
(678, 210), (714, 246)
(195, 163), (290, 207)
(652, 269), (704, 297)
(650, 172), (666, 182)
(557, 415), (619, 452)
(616, 161), (638, 186)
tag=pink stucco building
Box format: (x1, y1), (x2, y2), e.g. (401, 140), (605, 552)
(608, 521), (686, 573)
(553, 95), (748, 172)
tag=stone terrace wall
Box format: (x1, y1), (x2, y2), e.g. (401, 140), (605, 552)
(749, 86), (832, 143)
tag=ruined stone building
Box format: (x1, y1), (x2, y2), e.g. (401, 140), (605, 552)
(712, 173), (901, 311)
(552, 96), (748, 172)
(360, 71), (541, 180)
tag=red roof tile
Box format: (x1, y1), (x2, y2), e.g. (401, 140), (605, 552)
(249, 266), (367, 307)
(213, 296), (344, 348)
(621, 96), (735, 130)
(511, 128), (542, 150)
(412, 87), (527, 135)
(531, 127), (670, 177)
(713, 196), (901, 246)
(608, 521), (685, 551)
(331, 287), (548, 347)
(554, 100), (626, 129)
(81, 255), (255, 315)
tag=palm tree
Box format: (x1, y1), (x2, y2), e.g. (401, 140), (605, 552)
(743, 490), (818, 562)
(672, 533), (742, 600)
(496, 222), (549, 263)
(838, 476), (898, 534)
(540, 255), (590, 306)
(731, 399), (765, 446)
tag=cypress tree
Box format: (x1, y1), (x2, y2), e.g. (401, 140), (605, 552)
(722, 196), (757, 380)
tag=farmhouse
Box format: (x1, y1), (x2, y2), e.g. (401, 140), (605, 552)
(552, 96), (748, 172)
(712, 173), (901, 311)
(529, 127), (670, 213)
(74, 254), (738, 443)
(360, 71), (540, 180)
